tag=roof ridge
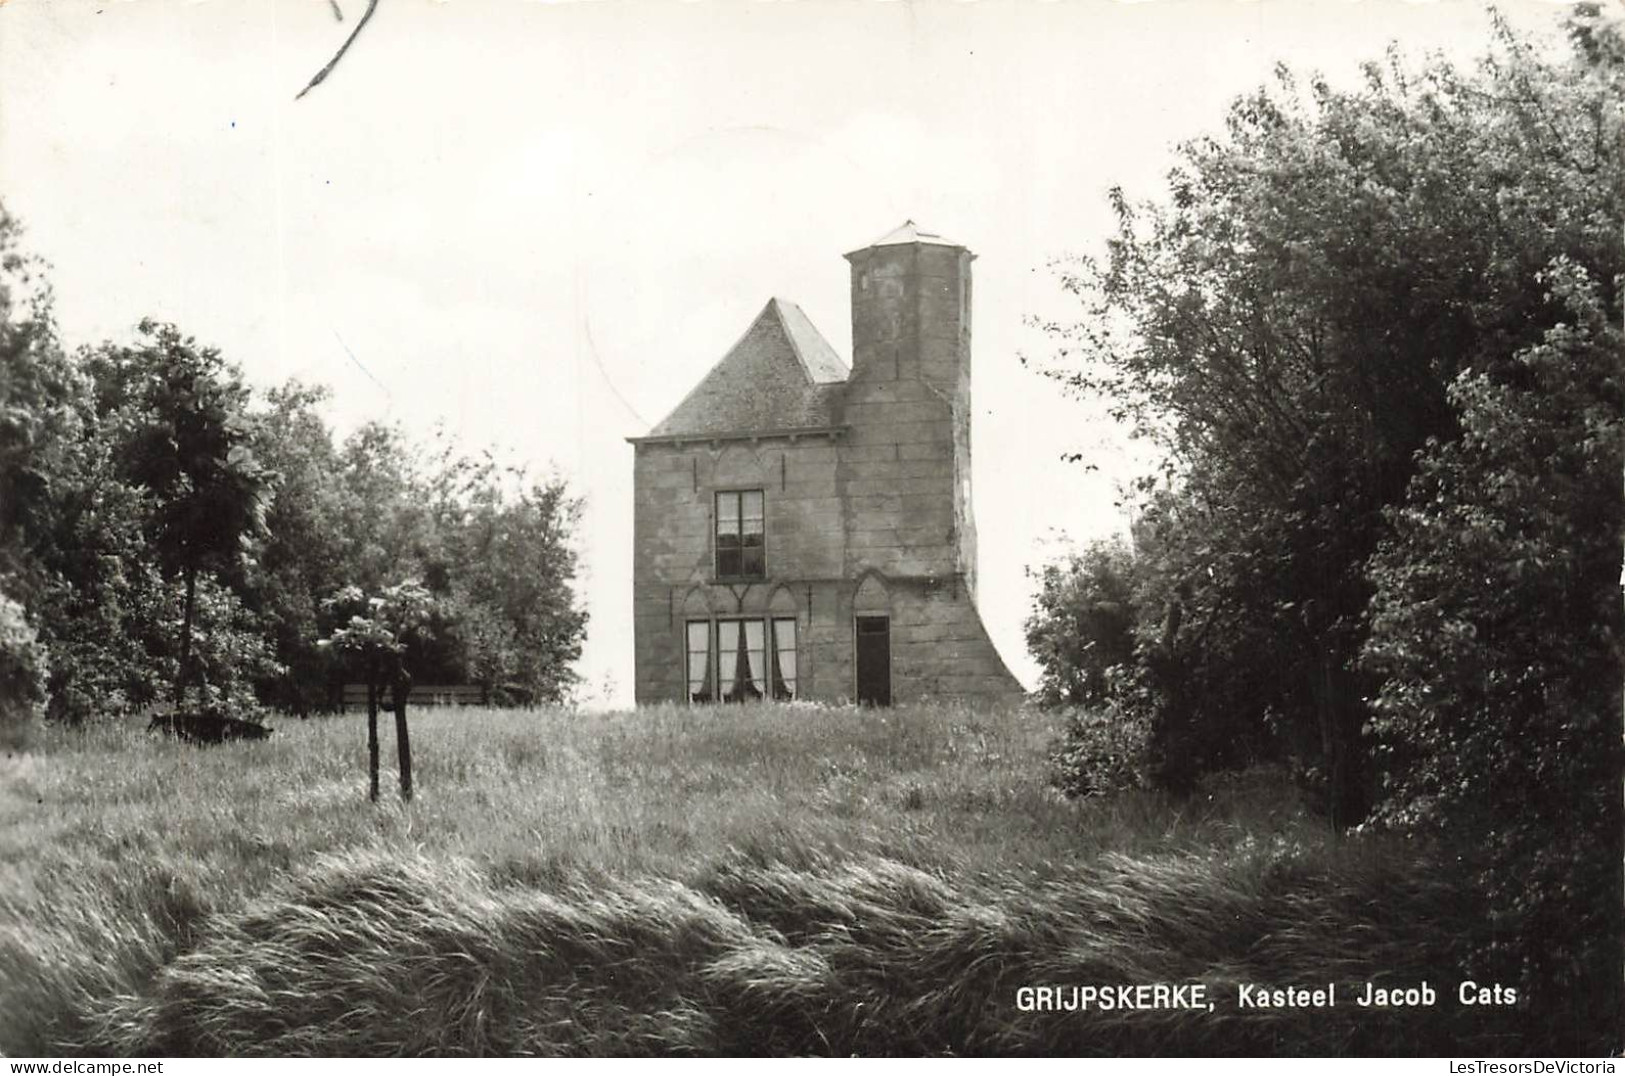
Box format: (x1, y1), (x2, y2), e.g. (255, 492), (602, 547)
(770, 298), (850, 384)
(765, 298), (814, 385)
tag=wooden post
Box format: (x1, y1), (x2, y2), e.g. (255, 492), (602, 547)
(365, 664), (380, 803)
(393, 671), (414, 802)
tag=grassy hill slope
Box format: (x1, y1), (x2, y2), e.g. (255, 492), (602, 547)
(0, 703), (1544, 1055)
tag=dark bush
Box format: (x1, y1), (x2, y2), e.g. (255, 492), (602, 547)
(1048, 701), (1151, 798)
(148, 700), (273, 745)
(0, 592), (46, 749)
(1024, 540), (1138, 710)
(1361, 263), (1624, 1041)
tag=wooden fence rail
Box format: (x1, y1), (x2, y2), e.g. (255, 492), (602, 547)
(340, 683), (489, 710)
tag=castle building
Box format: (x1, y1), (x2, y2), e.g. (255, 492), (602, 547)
(627, 222), (1024, 706)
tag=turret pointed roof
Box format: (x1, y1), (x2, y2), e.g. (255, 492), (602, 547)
(643, 298), (850, 440)
(867, 220), (960, 247)
(844, 220), (966, 260)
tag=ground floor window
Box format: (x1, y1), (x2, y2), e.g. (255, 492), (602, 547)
(687, 617), (797, 703)
(772, 617), (797, 699)
(686, 620), (713, 703)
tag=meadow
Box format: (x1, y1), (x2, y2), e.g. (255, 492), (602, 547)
(0, 703), (1549, 1055)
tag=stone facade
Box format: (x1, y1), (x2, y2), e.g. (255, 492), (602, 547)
(629, 223), (1023, 706)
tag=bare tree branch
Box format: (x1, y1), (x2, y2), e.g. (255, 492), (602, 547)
(296, 0), (378, 101)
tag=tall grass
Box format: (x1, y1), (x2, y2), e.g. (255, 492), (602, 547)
(0, 703), (1544, 1055)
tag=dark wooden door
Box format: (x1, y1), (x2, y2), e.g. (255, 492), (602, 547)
(855, 616), (891, 707)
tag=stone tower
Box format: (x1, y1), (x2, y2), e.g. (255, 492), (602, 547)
(842, 222), (979, 598)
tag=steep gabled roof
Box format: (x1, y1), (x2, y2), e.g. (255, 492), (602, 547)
(644, 298), (850, 439)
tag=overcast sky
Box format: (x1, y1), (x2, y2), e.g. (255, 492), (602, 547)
(0, 0), (1569, 705)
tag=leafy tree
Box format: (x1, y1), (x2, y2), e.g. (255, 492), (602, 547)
(1032, 7), (1622, 1049)
(0, 208), (66, 740)
(1024, 539), (1138, 710)
(235, 406), (588, 713)
(172, 572), (285, 715)
(1, 199), (586, 724)
(0, 206), (77, 609)
(0, 204), (163, 723)
(1035, 502), (1284, 796)
(441, 474), (588, 705)
(248, 382), (352, 714)
(1361, 261), (1622, 1047)
(334, 421), (437, 596)
(85, 322), (277, 710)
(321, 581), (436, 801)
(1034, 7), (1623, 821)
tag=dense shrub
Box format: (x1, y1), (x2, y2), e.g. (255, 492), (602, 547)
(1047, 701), (1151, 798)
(0, 592), (45, 748)
(1023, 540), (1138, 709)
(1034, 527), (1283, 800)
(1361, 262), (1624, 1038)
(179, 576), (284, 719)
(1032, 8), (1624, 825)
(0, 204), (589, 723)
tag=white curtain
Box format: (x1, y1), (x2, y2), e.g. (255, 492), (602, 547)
(743, 620), (767, 696)
(686, 621), (710, 700)
(773, 618), (797, 698)
(717, 621), (741, 699)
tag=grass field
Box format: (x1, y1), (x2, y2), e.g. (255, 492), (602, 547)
(0, 702), (1556, 1055)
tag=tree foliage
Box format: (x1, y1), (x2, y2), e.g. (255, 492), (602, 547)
(1361, 262), (1622, 1030)
(438, 470), (587, 705)
(1024, 540), (1138, 710)
(245, 382), (352, 715)
(85, 321), (277, 709)
(1036, 6), (1623, 821)
(0, 208), (156, 724)
(256, 414), (590, 709)
(0, 197), (589, 727)
(1032, 7), (1622, 1048)
(0, 592), (46, 749)
(0, 209), (76, 608)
